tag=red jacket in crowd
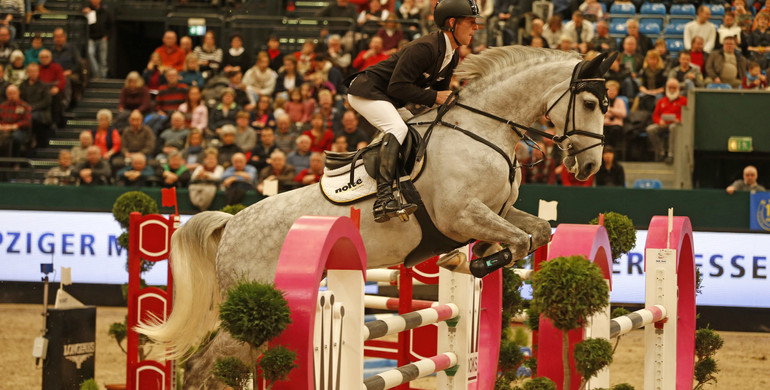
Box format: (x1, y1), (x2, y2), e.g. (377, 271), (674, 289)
(652, 95), (688, 125)
(39, 62), (66, 91)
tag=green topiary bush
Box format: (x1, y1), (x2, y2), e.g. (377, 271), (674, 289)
(258, 345), (297, 387)
(531, 255), (609, 390)
(611, 307), (630, 318)
(531, 256), (609, 332)
(589, 212), (636, 260)
(693, 327), (724, 390)
(695, 327), (724, 360)
(498, 337), (525, 373)
(513, 327), (530, 348)
(612, 384), (635, 390)
(525, 305), (540, 332)
(520, 376), (557, 390)
(112, 191), (159, 229)
(221, 204), (246, 215)
(219, 281), (292, 348)
(212, 356), (252, 390)
(79, 378), (98, 390)
(108, 321), (127, 353)
(501, 267), (525, 333)
(522, 356), (537, 375)
(573, 338), (614, 384)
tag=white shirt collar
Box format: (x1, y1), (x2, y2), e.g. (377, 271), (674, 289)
(441, 32), (456, 72)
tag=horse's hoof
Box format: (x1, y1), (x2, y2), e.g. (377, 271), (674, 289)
(436, 250), (471, 274)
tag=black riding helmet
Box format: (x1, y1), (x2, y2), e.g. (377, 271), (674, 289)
(434, 0), (482, 32)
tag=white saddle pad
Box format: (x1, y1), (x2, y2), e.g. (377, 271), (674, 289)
(320, 156), (425, 205)
(320, 159), (377, 204)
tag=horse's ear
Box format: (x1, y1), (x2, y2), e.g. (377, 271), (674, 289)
(598, 52), (618, 76)
(577, 53), (606, 79)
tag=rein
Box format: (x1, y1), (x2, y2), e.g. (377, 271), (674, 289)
(408, 66), (607, 183)
(410, 90), (519, 185)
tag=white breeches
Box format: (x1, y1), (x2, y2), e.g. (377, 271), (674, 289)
(347, 94), (409, 144)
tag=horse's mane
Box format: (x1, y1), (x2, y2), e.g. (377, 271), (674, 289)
(454, 46), (581, 86)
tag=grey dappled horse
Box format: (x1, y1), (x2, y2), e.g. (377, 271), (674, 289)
(137, 46), (614, 389)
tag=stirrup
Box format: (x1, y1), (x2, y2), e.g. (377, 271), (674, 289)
(373, 198), (417, 223)
(393, 202), (418, 222)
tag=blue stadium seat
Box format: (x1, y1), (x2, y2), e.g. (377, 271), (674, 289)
(640, 3), (666, 16)
(640, 23), (661, 35)
(667, 18), (692, 27)
(666, 38), (685, 53)
(639, 3), (666, 29)
(707, 4), (725, 16)
(707, 83), (732, 89)
(610, 3), (636, 15)
(664, 21), (687, 37)
(633, 179), (663, 189)
(610, 16), (632, 26)
(670, 4), (696, 16)
(610, 22), (628, 36)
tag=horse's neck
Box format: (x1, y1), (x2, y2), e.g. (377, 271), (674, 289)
(436, 64), (570, 152)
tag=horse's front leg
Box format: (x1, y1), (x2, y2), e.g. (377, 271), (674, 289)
(438, 197), (532, 266)
(465, 208), (552, 276)
(502, 206), (552, 250)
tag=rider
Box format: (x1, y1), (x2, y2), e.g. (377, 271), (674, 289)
(347, 0), (481, 223)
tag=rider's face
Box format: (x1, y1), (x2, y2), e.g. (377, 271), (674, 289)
(453, 17), (479, 47)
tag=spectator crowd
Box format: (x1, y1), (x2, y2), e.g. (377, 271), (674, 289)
(2, 0), (766, 199)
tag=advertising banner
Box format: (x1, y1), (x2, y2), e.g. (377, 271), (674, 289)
(1, 211), (767, 308)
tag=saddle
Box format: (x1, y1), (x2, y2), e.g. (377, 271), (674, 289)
(319, 124), (469, 268)
(320, 126), (423, 204)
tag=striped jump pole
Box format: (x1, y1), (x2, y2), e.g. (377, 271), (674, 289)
(363, 352), (458, 390)
(363, 295), (439, 312)
(363, 304), (459, 341)
(366, 269), (400, 284)
(610, 305), (667, 338)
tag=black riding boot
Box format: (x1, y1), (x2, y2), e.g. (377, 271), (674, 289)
(373, 133), (417, 223)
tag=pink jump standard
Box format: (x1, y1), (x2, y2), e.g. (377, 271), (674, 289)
(269, 216), (501, 389)
(534, 212), (696, 390)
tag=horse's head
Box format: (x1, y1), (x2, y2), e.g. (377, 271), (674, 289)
(546, 52), (617, 181)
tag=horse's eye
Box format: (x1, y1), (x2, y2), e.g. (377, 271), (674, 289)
(584, 100), (597, 111)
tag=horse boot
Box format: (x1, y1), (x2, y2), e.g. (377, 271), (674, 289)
(469, 247), (514, 278)
(373, 133), (417, 223)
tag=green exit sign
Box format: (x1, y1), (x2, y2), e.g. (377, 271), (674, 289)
(728, 136), (753, 152)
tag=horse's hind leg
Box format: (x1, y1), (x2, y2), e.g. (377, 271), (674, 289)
(502, 207), (552, 250)
(182, 331), (252, 389)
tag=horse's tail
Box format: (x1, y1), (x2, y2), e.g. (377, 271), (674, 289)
(135, 211), (233, 360)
